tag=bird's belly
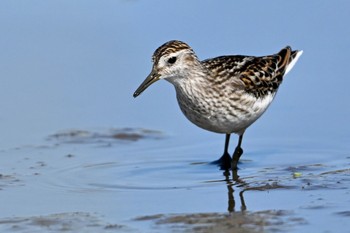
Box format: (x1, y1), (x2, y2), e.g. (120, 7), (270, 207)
(177, 93), (274, 135)
(181, 108), (260, 134)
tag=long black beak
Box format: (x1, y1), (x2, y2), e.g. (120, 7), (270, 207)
(133, 69), (160, 98)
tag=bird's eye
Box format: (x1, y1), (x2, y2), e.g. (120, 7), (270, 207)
(167, 56), (177, 64)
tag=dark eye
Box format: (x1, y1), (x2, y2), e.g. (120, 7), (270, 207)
(167, 56), (177, 64)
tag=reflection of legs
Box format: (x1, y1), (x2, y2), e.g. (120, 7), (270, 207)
(231, 134), (244, 170)
(223, 170), (235, 212)
(239, 190), (247, 211)
(224, 169), (247, 212)
(212, 134), (232, 170)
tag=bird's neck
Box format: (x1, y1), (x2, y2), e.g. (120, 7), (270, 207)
(166, 70), (208, 94)
(166, 70), (211, 111)
(165, 61), (209, 87)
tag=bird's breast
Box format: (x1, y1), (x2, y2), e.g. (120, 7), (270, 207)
(174, 83), (275, 134)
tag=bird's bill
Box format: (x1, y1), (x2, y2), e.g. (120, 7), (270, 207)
(133, 70), (160, 98)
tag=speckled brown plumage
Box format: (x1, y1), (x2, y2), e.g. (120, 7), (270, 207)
(152, 40), (195, 64)
(202, 46), (298, 98)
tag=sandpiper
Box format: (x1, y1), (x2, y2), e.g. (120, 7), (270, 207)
(133, 40), (302, 170)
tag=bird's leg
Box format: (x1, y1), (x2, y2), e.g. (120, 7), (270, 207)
(212, 134), (232, 170)
(231, 134), (244, 170)
(222, 134), (232, 168)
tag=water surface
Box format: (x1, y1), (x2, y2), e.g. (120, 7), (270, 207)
(1, 1), (350, 232)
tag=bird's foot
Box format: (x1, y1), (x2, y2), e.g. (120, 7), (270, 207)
(211, 152), (232, 170)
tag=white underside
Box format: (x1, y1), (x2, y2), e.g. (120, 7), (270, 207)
(178, 92), (275, 135)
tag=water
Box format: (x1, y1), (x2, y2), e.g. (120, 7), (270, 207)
(1, 130), (349, 232)
(1, 1), (350, 232)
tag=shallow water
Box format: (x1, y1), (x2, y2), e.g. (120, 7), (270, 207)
(0, 129), (349, 232)
(1, 1), (350, 232)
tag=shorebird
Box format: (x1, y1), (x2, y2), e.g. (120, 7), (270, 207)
(133, 40), (302, 170)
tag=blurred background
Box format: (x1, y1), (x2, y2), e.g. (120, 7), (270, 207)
(1, 0), (349, 149)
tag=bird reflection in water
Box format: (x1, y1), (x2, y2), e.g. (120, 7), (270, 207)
(223, 169), (247, 212)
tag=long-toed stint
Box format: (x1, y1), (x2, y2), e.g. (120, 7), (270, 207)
(133, 40), (302, 170)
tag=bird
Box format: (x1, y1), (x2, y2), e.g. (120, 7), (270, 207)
(133, 40), (302, 170)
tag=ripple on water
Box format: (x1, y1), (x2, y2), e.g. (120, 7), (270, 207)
(44, 160), (223, 192)
(41, 141), (350, 195)
(41, 131), (350, 197)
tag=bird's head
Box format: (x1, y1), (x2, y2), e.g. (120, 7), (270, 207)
(133, 40), (199, 98)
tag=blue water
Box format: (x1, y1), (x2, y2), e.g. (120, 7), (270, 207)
(0, 1), (350, 232)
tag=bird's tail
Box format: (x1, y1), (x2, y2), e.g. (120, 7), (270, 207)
(278, 46), (303, 76)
